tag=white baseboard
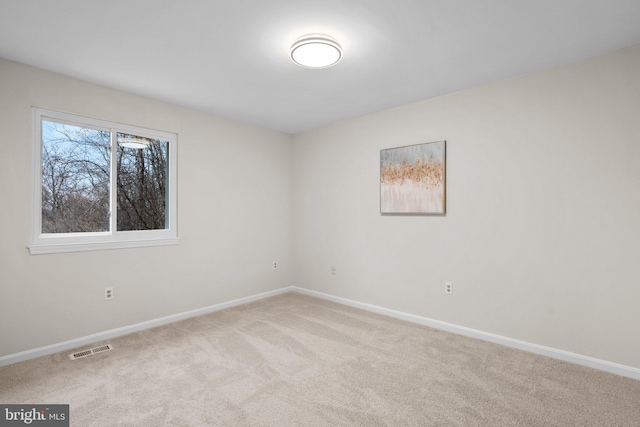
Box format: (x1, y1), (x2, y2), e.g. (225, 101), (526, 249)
(2, 285), (639, 381)
(0, 287), (295, 368)
(291, 286), (640, 381)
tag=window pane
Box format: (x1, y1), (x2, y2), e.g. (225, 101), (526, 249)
(41, 121), (111, 233)
(116, 133), (169, 231)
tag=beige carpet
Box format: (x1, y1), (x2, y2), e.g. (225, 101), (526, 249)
(1, 292), (639, 426)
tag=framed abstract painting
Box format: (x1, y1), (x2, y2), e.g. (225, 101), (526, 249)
(380, 140), (446, 215)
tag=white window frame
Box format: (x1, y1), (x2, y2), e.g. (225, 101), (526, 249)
(29, 108), (178, 255)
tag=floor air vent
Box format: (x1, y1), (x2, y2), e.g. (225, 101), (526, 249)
(69, 344), (114, 360)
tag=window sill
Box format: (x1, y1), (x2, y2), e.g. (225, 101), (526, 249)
(28, 238), (179, 255)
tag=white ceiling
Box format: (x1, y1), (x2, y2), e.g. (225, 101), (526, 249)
(1, 0), (640, 134)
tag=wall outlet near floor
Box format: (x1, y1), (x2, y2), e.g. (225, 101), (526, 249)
(273, 261), (277, 269)
(105, 287), (114, 301)
(331, 265), (337, 275)
(445, 282), (453, 295)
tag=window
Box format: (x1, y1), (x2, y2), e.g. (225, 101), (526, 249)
(30, 108), (177, 254)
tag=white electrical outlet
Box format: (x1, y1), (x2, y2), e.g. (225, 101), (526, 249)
(445, 282), (453, 295)
(273, 261), (277, 269)
(331, 265), (336, 275)
(105, 287), (114, 300)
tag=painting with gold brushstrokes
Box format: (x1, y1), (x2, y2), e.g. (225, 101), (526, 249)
(380, 140), (446, 215)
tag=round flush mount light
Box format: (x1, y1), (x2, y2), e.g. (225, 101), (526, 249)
(118, 136), (150, 149)
(290, 34), (342, 69)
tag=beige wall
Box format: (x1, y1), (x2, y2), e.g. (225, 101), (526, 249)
(292, 45), (640, 368)
(0, 59), (294, 357)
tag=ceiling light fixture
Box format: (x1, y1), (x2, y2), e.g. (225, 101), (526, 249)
(290, 34), (342, 69)
(117, 136), (150, 149)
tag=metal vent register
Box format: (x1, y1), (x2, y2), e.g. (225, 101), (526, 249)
(69, 344), (114, 360)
